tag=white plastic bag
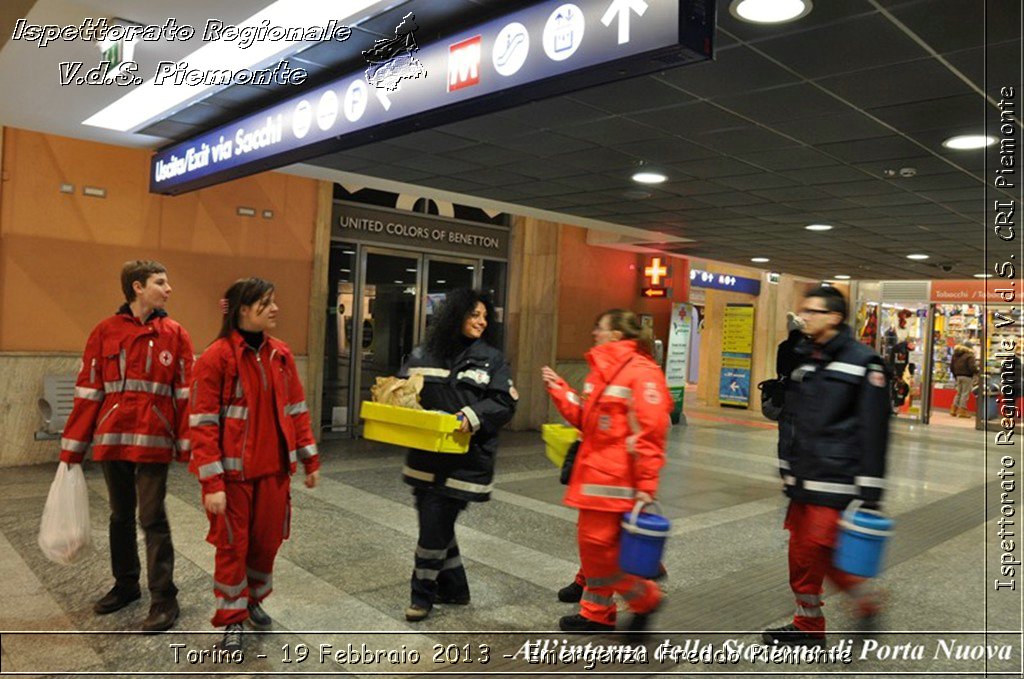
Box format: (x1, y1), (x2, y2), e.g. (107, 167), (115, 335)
(38, 462), (91, 565)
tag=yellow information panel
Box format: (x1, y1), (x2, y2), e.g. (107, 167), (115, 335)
(719, 304), (755, 407)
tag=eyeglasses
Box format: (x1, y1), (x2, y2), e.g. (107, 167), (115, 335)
(799, 308), (833, 316)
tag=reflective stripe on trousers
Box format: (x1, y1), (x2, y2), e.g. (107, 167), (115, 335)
(577, 508), (661, 625)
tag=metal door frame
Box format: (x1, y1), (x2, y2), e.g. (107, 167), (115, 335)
(344, 246), (488, 435)
(348, 245), (424, 436)
(417, 253), (481, 342)
(920, 304), (937, 424)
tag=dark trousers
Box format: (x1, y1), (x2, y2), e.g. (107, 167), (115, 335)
(411, 489), (469, 609)
(101, 461), (177, 603)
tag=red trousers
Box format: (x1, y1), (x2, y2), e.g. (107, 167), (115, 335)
(785, 501), (878, 634)
(577, 509), (661, 625)
(206, 474), (290, 626)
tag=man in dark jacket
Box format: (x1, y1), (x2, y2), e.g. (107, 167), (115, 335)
(950, 341), (978, 417)
(765, 285), (890, 644)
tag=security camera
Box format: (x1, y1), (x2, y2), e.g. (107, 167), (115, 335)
(939, 263), (954, 273)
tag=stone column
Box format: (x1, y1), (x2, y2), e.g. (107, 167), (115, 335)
(505, 216), (560, 430)
(305, 181), (333, 440)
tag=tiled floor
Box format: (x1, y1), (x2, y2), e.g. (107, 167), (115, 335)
(0, 400), (1018, 676)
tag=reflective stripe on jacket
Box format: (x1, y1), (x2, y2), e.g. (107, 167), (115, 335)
(547, 339), (672, 512)
(399, 339), (517, 502)
(60, 306), (194, 465)
(779, 326), (890, 509)
(189, 331), (320, 494)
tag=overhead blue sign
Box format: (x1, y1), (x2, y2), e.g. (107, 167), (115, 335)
(690, 268), (761, 296)
(150, 0), (714, 194)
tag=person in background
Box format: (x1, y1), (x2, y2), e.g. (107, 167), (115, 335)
(765, 285), (890, 644)
(542, 309), (672, 632)
(949, 341), (978, 418)
(400, 289), (518, 622)
(189, 278), (320, 652)
(59, 260), (193, 632)
(775, 311), (806, 485)
(777, 312), (806, 380)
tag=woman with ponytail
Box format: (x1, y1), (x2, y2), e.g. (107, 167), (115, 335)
(541, 309), (672, 632)
(189, 278), (320, 652)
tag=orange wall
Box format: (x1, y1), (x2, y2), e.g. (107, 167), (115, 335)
(556, 225), (686, 360)
(0, 128), (318, 352)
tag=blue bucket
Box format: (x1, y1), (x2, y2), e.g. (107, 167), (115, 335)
(834, 501), (894, 578)
(619, 501), (671, 578)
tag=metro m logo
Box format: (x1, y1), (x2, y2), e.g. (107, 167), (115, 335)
(448, 35), (481, 92)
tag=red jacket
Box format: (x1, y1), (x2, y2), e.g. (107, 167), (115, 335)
(189, 331), (320, 494)
(547, 340), (672, 512)
(60, 307), (194, 464)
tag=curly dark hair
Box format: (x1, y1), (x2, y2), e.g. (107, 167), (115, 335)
(424, 288), (496, 360)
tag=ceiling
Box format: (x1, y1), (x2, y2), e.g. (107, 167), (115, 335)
(1, 0), (1020, 281)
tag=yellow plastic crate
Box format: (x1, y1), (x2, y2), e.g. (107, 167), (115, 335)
(541, 423), (579, 467)
(360, 402), (470, 454)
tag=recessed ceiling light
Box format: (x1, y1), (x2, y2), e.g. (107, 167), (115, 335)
(436, 279), (446, 284)
(906, 254), (930, 260)
(751, 257), (770, 263)
(405, 268), (417, 273)
(632, 171), (668, 184)
(394, 280), (403, 284)
(340, 268), (350, 273)
(342, 249), (355, 255)
(730, 0), (812, 24)
(973, 273), (993, 279)
(942, 135), (996, 150)
(805, 224), (833, 231)
(466, 266), (475, 270)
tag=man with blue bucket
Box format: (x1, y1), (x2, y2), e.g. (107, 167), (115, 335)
(765, 285), (891, 645)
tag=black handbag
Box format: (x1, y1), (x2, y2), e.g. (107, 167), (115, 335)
(559, 440), (580, 485)
(758, 378), (786, 421)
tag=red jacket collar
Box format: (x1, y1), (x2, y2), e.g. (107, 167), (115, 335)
(586, 339), (641, 381)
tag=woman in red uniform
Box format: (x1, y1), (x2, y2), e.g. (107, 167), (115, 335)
(189, 278), (320, 652)
(542, 309), (672, 632)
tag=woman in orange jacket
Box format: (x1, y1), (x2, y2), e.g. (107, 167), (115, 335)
(189, 278), (320, 652)
(542, 309), (672, 632)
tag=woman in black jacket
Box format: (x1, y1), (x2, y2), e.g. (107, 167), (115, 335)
(399, 289), (518, 622)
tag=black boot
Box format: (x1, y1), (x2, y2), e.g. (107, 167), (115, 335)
(762, 623), (825, 645)
(247, 601), (273, 630)
(623, 597), (663, 633)
(222, 623), (243, 652)
(93, 585), (141, 615)
(558, 613), (615, 632)
(141, 598), (179, 633)
(557, 581), (584, 603)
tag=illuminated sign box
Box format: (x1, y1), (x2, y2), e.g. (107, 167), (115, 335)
(150, 0), (715, 194)
(690, 268), (761, 296)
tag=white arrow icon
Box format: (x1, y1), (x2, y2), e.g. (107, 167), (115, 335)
(601, 0), (648, 44)
(375, 89), (392, 111)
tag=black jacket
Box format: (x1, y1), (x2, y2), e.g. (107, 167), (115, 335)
(399, 339), (517, 502)
(778, 325), (890, 509)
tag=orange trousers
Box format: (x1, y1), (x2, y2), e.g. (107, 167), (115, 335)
(206, 474), (290, 626)
(577, 508), (661, 625)
(786, 501), (878, 634)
